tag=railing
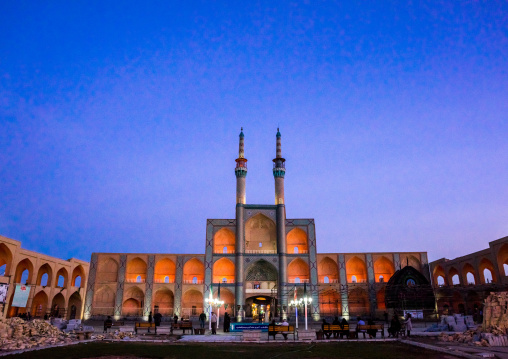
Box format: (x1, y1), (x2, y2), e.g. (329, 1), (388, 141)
(154, 278), (175, 283)
(183, 280), (204, 284)
(125, 278), (145, 283)
(214, 249), (235, 254)
(289, 279), (310, 283)
(245, 249), (277, 254)
(246, 288), (274, 293)
(213, 279), (235, 284)
(320, 279), (339, 284)
(180, 307), (204, 318)
(349, 279), (367, 283)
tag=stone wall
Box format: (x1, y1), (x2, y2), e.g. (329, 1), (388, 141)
(483, 292), (508, 330)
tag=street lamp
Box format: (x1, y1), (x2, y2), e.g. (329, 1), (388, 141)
(289, 287), (299, 329)
(205, 295), (224, 330)
(301, 282), (312, 330)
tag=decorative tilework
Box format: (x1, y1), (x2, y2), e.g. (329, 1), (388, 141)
(143, 255), (155, 318)
(114, 255), (127, 317)
(338, 254), (349, 318)
(83, 253), (98, 319)
(174, 256), (184, 317)
(393, 253), (401, 271)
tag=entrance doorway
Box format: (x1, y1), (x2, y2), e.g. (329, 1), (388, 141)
(245, 296), (277, 322)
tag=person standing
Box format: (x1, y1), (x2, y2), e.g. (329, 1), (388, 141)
(199, 312), (206, 329)
(404, 313), (413, 337)
(223, 312), (231, 332)
(148, 311), (153, 333)
(211, 312), (218, 334)
(154, 311), (162, 334)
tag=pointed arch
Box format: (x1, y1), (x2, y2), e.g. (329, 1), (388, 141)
(71, 265), (86, 288)
(318, 257), (338, 283)
(181, 289), (203, 318)
(433, 265), (447, 286)
(68, 291), (82, 320)
(400, 254), (421, 270)
(374, 256), (395, 283)
(36, 263), (53, 287)
(183, 258), (204, 283)
(346, 256), (367, 283)
(479, 258), (496, 283)
(245, 213), (276, 252)
(214, 287), (235, 315)
(0, 244), (13, 276)
(55, 267), (69, 288)
(154, 258), (176, 283)
(349, 287), (369, 316)
(51, 293), (66, 317)
(153, 287), (174, 315)
(286, 228), (308, 253)
(126, 257), (147, 283)
(97, 257), (119, 282)
(319, 289), (341, 316)
(212, 257), (235, 283)
(287, 258), (310, 283)
(449, 267), (460, 285)
(123, 286), (144, 316)
(14, 258), (34, 284)
(92, 285), (116, 316)
(31, 291), (48, 318)
(462, 263), (477, 285)
(497, 244), (508, 276)
(213, 228), (235, 254)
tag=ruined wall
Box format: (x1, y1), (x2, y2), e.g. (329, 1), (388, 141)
(484, 292), (508, 330)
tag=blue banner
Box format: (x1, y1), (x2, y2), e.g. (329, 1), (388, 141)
(230, 323), (269, 332)
(12, 284), (31, 308)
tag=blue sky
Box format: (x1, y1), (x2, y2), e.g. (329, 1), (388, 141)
(1, 1), (507, 262)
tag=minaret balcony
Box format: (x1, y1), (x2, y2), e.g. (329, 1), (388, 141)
(273, 168), (285, 178)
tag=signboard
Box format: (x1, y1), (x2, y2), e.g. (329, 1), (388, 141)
(0, 284), (8, 303)
(230, 323), (269, 332)
(12, 284), (31, 308)
(403, 309), (423, 319)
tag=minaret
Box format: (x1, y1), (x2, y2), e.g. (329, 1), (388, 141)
(273, 128), (288, 318)
(235, 127), (247, 204)
(234, 128), (246, 321)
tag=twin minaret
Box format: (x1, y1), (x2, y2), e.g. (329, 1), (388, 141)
(234, 128), (286, 205)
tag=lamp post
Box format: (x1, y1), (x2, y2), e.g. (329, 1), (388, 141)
(301, 283), (312, 331)
(289, 286), (299, 329)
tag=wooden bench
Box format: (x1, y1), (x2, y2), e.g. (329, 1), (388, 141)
(356, 324), (384, 338)
(322, 324), (349, 339)
(135, 322), (155, 334)
(268, 325), (296, 341)
(105, 321), (124, 332)
(171, 322), (193, 334)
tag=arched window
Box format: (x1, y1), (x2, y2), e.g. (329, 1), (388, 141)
(41, 273), (49, 287)
(74, 276), (81, 287)
(437, 276), (445, 286)
(57, 275), (65, 287)
(294, 247), (299, 254)
(351, 275), (357, 283)
(484, 269), (493, 283)
(452, 274), (460, 285)
(259, 242), (262, 248)
(223, 247), (228, 254)
(379, 275), (384, 283)
(136, 275), (142, 283)
(504, 264), (508, 276)
(324, 276), (329, 283)
(20, 269), (29, 284)
(222, 277), (227, 283)
(294, 277), (301, 283)
(164, 276), (169, 283)
(466, 272), (475, 285)
(0, 264), (6, 276)
(192, 276), (198, 284)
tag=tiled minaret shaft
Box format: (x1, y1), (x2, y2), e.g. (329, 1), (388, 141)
(235, 128), (246, 320)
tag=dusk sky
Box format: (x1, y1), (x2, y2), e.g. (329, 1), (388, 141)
(1, 2), (507, 263)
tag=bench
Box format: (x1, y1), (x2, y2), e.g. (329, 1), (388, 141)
(171, 322), (193, 334)
(387, 323), (405, 338)
(135, 322), (156, 334)
(322, 324), (350, 339)
(268, 325), (296, 341)
(105, 321), (124, 332)
(356, 324), (384, 338)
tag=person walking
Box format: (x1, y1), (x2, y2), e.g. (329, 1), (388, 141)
(199, 312), (206, 329)
(404, 313), (413, 337)
(211, 312), (218, 334)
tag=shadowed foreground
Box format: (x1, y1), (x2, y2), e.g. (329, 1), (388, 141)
(2, 341), (459, 359)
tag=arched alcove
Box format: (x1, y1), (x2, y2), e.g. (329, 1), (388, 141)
(122, 286), (144, 316)
(287, 258), (310, 283)
(449, 267), (460, 285)
(71, 265), (86, 288)
(153, 288), (174, 315)
(183, 258), (204, 283)
(286, 228), (308, 254)
(68, 292), (82, 320)
(92, 286), (116, 316)
(31, 291), (48, 318)
(212, 257), (235, 283)
(154, 258), (176, 283)
(433, 265), (447, 286)
(346, 256), (367, 283)
(213, 228), (235, 254)
(51, 293), (66, 317)
(0, 244), (13, 277)
(497, 244), (508, 276)
(479, 258), (496, 283)
(97, 257), (119, 282)
(319, 289), (340, 316)
(245, 213), (276, 252)
(36, 264), (53, 287)
(126, 257), (147, 283)
(318, 257), (338, 283)
(462, 263), (477, 285)
(181, 289), (203, 317)
(374, 256), (395, 283)
(349, 287), (369, 316)
(14, 258), (34, 284)
(55, 268), (69, 288)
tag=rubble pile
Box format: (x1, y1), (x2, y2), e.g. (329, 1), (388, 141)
(438, 329), (489, 347)
(0, 318), (77, 351)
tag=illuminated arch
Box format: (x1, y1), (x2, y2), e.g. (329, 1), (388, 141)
(213, 228), (235, 254)
(462, 263), (477, 285)
(287, 258), (310, 283)
(154, 258), (176, 283)
(181, 289), (203, 317)
(318, 257), (338, 283)
(153, 287), (174, 315)
(286, 228), (308, 253)
(346, 256), (367, 283)
(31, 291), (48, 318)
(433, 265), (447, 286)
(97, 257), (119, 282)
(374, 256), (395, 283)
(212, 257), (235, 283)
(126, 257), (147, 283)
(478, 258), (496, 283)
(123, 286), (144, 316)
(245, 213), (276, 251)
(183, 258), (205, 283)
